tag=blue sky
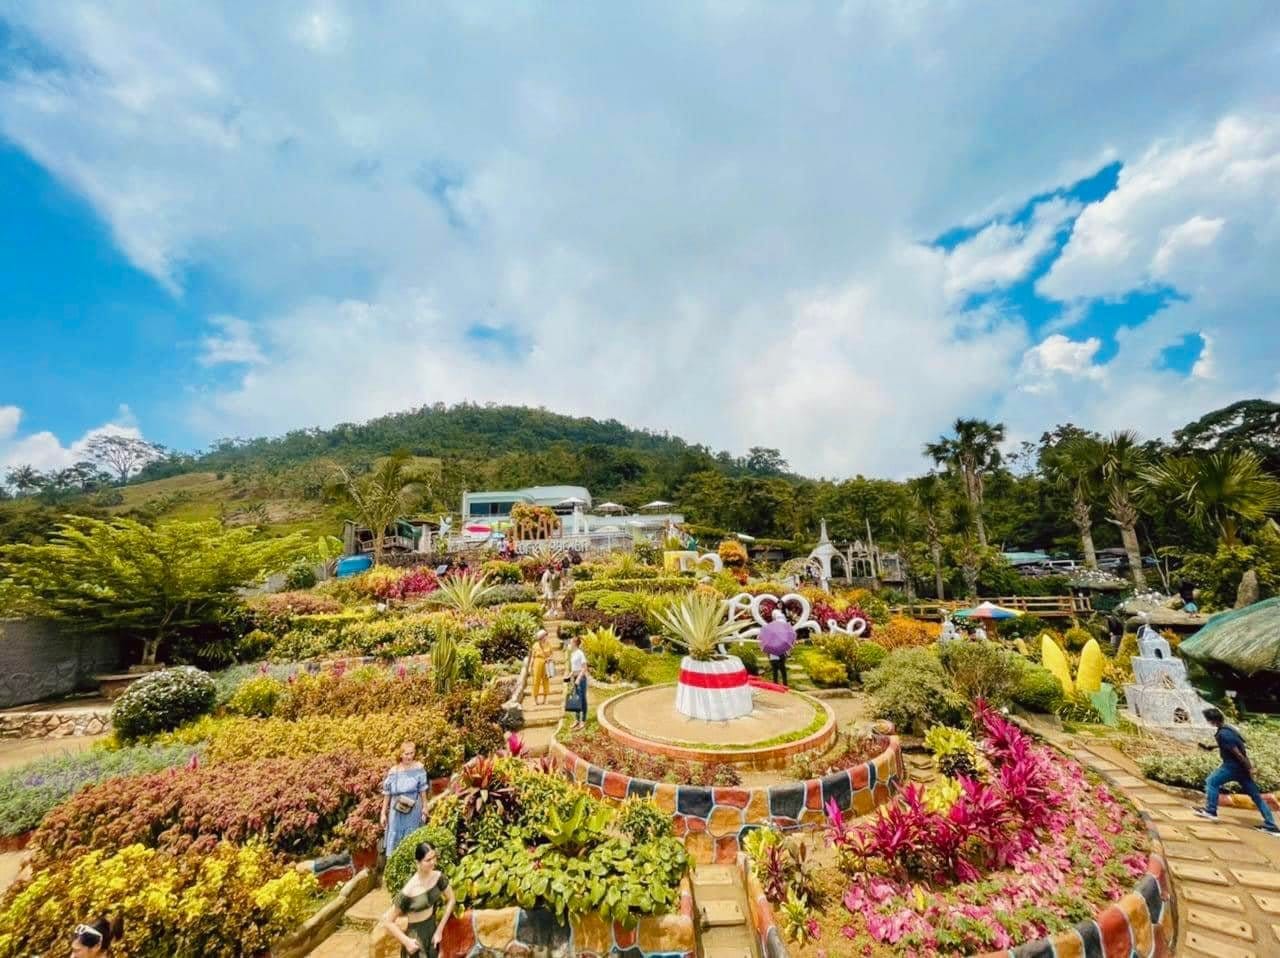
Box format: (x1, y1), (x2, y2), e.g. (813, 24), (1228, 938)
(2, 3), (1278, 477)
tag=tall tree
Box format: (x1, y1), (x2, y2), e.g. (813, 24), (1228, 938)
(1174, 399), (1280, 473)
(327, 452), (426, 563)
(1100, 430), (1150, 589)
(0, 517), (306, 665)
(744, 447), (788, 476)
(1042, 434), (1106, 568)
(909, 473), (949, 600)
(924, 418), (1006, 548)
(1140, 449), (1280, 547)
(86, 435), (167, 483)
(3, 464), (42, 496)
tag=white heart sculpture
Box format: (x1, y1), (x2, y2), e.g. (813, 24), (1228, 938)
(824, 616), (868, 637)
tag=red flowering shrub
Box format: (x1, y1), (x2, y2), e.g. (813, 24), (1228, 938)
(31, 752), (385, 867)
(819, 702), (1150, 953)
(246, 591), (342, 627)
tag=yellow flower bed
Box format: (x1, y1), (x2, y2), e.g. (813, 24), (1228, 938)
(0, 841), (316, 958)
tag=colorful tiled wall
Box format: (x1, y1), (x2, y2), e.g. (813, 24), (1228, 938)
(549, 735), (905, 863)
(429, 882), (697, 958)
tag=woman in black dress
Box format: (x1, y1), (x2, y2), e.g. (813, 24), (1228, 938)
(380, 841), (456, 957)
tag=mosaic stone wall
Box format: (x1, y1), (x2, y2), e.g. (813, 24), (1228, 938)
(423, 882), (697, 958)
(549, 734), (905, 863)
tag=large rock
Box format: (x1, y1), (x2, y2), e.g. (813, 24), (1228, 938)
(1235, 569), (1260, 609)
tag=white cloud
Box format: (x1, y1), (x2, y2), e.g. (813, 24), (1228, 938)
(0, 409), (147, 476)
(1191, 331), (1215, 380)
(0, 406), (20, 442)
(944, 197), (1080, 299)
(199, 316), (266, 366)
(1152, 215), (1225, 277)
(1, 6), (1278, 474)
(1016, 334), (1104, 394)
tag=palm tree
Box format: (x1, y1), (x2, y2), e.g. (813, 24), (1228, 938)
(1100, 430), (1150, 590)
(4, 464), (42, 496)
(1140, 449), (1280, 547)
(1042, 435), (1106, 569)
(909, 474), (949, 600)
(327, 453), (424, 563)
(924, 418), (1006, 548)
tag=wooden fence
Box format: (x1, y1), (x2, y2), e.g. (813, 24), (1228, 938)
(890, 595), (1092, 621)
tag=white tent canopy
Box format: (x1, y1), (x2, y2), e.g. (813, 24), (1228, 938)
(596, 501), (627, 513)
(640, 500), (673, 510)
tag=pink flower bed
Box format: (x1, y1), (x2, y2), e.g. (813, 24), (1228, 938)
(817, 704), (1149, 955)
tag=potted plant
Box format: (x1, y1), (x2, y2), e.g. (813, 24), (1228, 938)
(656, 593), (753, 720)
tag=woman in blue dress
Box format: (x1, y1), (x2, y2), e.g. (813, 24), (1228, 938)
(381, 741), (429, 857)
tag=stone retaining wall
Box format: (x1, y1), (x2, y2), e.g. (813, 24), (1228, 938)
(371, 881), (697, 957)
(549, 733), (905, 863)
(0, 708), (112, 739)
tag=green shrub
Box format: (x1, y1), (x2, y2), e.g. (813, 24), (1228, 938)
(496, 602), (544, 620)
(795, 648), (848, 688)
(1012, 665), (1065, 713)
(727, 642), (761, 675)
(111, 667), (217, 742)
(849, 641), (888, 678)
(456, 642), (483, 683)
(996, 615), (1051, 642)
(234, 628), (275, 662)
(937, 641), (1025, 707)
(383, 824), (460, 892)
(283, 559), (318, 590)
(862, 648), (965, 735)
(1056, 690), (1102, 723)
(616, 797), (674, 844)
(478, 583), (539, 606)
(481, 560), (523, 584)
(225, 676), (284, 717)
(583, 627), (625, 676)
(617, 647), (648, 683)
(1063, 625), (1094, 650)
(478, 610), (539, 663)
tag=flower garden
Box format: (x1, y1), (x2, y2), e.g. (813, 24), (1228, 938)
(0, 539), (1182, 957)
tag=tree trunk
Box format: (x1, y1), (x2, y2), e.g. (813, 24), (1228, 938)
(931, 540), (945, 600)
(1072, 490), (1097, 569)
(143, 636), (161, 666)
(1120, 523), (1146, 590)
(961, 558), (979, 598)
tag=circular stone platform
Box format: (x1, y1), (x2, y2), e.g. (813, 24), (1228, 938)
(598, 684), (835, 770)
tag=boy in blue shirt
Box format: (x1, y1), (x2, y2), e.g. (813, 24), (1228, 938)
(1194, 707), (1279, 834)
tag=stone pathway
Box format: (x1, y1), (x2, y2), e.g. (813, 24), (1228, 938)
(1031, 723), (1280, 958)
(691, 864), (760, 958)
(519, 620), (571, 755)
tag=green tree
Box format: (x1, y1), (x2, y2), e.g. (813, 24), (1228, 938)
(1141, 449), (1280, 547)
(1174, 399), (1280, 473)
(328, 452), (427, 563)
(910, 474), (950, 600)
(1100, 430), (1150, 589)
(0, 517), (306, 665)
(924, 418), (1006, 548)
(1042, 433), (1106, 568)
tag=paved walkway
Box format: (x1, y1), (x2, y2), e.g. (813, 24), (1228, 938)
(1026, 721), (1280, 958)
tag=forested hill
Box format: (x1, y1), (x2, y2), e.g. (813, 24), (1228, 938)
(188, 403), (728, 470)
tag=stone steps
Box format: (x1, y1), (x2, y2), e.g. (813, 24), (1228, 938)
(690, 865), (761, 958)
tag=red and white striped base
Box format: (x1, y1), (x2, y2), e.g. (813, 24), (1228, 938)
(675, 655), (753, 721)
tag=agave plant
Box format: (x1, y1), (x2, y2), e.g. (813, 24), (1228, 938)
(655, 592), (746, 661)
(432, 570), (497, 614)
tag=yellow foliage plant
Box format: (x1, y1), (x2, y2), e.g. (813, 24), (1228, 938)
(0, 841), (316, 958)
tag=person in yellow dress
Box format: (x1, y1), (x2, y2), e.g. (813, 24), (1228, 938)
(529, 629), (553, 706)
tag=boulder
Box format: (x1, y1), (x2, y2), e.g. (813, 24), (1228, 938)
(1235, 569), (1260, 609)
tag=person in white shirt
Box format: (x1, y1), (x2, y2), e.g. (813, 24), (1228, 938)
(567, 636), (589, 730)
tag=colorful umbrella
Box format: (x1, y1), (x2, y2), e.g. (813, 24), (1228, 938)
(953, 601), (1023, 620)
(758, 617), (798, 657)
